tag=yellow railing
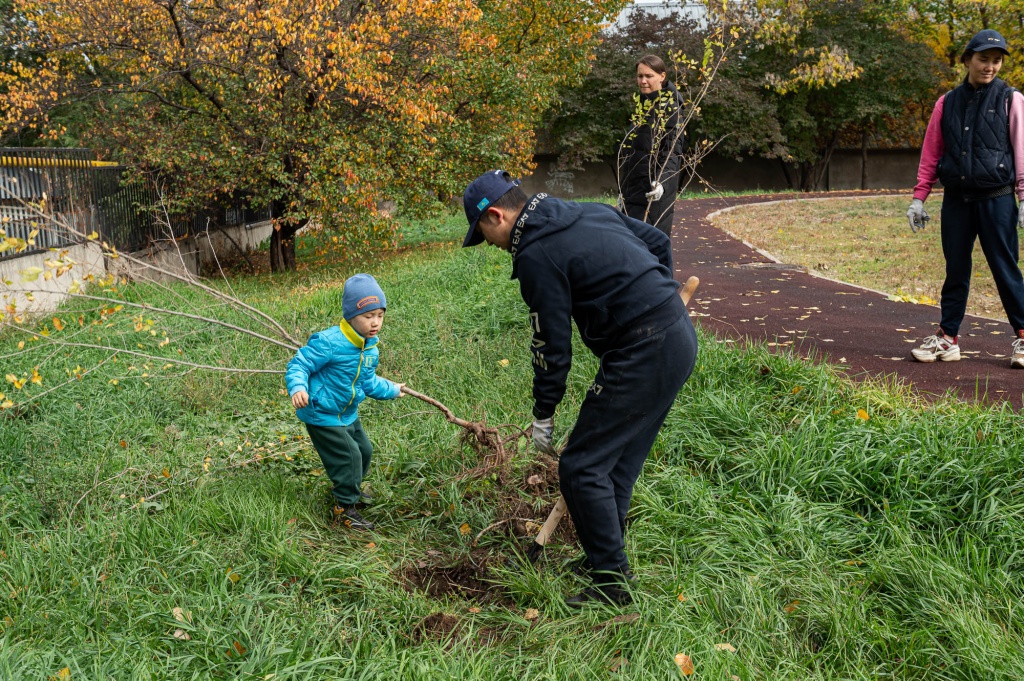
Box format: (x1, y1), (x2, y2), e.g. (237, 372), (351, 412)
(0, 156), (120, 168)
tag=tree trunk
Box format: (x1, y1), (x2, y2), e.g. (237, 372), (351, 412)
(269, 221), (303, 272)
(779, 159), (795, 190)
(861, 129), (869, 190)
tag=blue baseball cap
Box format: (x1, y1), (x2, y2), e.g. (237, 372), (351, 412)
(462, 169), (520, 247)
(964, 29), (1010, 56)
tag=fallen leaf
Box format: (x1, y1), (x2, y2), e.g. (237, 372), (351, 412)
(226, 640), (247, 658)
(525, 521), (541, 534)
(468, 607), (481, 614)
(173, 628), (191, 641)
(365, 542), (376, 549)
(713, 643), (737, 652)
(524, 608), (540, 621)
(677, 594), (687, 602)
(674, 653), (694, 676)
(459, 523), (471, 535)
(172, 607), (190, 624)
(49, 668), (70, 681)
(609, 656), (628, 672)
(791, 386), (803, 394)
(784, 600), (800, 614)
(226, 568), (240, 584)
(526, 475), (543, 485)
(856, 409), (869, 421)
(161, 468), (171, 478)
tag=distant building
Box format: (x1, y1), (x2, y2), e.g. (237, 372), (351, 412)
(614, 1), (707, 29)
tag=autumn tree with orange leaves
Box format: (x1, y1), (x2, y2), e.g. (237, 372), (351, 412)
(1, 0), (628, 271)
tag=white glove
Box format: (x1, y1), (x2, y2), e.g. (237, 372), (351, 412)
(645, 181), (665, 202)
(532, 417), (556, 455)
(1018, 202), (1024, 229)
(906, 199), (930, 233)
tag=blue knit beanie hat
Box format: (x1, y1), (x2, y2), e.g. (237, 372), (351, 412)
(342, 273), (386, 320)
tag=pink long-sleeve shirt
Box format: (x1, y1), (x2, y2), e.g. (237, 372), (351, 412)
(913, 89), (1024, 202)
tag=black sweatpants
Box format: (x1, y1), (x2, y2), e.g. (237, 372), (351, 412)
(558, 310), (698, 574)
(305, 420), (373, 507)
(939, 192), (1024, 337)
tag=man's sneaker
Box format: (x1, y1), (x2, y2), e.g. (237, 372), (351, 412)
(565, 570), (636, 607)
(1011, 332), (1024, 369)
(911, 332), (961, 363)
(332, 506), (375, 530)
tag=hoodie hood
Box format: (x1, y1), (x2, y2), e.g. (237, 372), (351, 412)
(509, 193), (582, 278)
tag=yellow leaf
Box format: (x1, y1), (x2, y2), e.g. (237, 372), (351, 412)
(226, 568), (240, 584)
(674, 653), (694, 676)
(524, 608), (539, 621)
(20, 266), (43, 282)
(365, 542), (376, 549)
(498, 358), (509, 367)
(161, 468), (171, 478)
(791, 385), (802, 394)
(30, 369), (41, 385)
(784, 599), (800, 614)
(713, 643), (736, 652)
(677, 593), (687, 602)
(459, 523), (471, 535)
(87, 231), (99, 240)
(52, 317), (64, 331)
(856, 409), (869, 421)
(0, 400), (13, 410)
(173, 628), (191, 641)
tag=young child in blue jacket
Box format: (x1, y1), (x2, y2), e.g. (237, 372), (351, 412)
(285, 273), (404, 530)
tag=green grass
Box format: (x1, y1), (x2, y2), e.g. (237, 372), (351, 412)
(2, 207), (1024, 679)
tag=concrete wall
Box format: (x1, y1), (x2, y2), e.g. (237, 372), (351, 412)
(1, 241), (106, 317)
(520, 149), (922, 199)
(1, 219), (273, 317)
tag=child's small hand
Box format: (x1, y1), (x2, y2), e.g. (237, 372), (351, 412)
(291, 390), (309, 409)
(396, 383), (406, 397)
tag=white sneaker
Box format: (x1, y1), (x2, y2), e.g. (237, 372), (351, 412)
(1011, 335), (1024, 369)
(911, 332), (961, 362)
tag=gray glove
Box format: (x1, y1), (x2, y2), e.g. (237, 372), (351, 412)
(1018, 201), (1024, 230)
(645, 181), (665, 202)
(906, 199), (930, 233)
(532, 417), (556, 455)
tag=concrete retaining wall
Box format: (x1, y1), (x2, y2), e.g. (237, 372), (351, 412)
(1, 219), (273, 316)
(520, 149), (922, 199)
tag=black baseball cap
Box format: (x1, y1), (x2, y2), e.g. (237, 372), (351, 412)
(462, 170), (520, 247)
(964, 29), (1010, 56)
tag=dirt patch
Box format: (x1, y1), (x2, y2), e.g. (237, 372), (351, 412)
(411, 612), (461, 645)
(405, 549), (514, 605)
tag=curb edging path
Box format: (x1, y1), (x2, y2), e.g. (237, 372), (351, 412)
(671, 191), (1023, 409)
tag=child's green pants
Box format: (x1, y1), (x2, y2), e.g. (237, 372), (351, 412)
(305, 420), (373, 507)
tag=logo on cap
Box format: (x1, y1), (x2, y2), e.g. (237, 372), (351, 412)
(477, 197), (491, 211)
(356, 295), (380, 310)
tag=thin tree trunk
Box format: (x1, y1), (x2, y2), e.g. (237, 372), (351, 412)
(861, 129), (869, 190)
(779, 159), (795, 190)
(269, 222), (301, 272)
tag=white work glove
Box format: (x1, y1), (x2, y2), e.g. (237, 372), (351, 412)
(1018, 201), (1024, 230)
(906, 199), (930, 233)
(532, 417), (556, 455)
(645, 181), (665, 202)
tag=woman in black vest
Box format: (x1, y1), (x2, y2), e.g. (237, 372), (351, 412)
(906, 29), (1024, 368)
(617, 54), (686, 237)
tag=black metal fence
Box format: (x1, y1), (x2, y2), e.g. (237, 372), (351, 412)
(1, 147), (271, 261)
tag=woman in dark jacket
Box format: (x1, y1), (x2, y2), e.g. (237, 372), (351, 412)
(617, 54), (686, 236)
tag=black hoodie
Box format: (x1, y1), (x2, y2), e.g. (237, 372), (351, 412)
(509, 193), (683, 419)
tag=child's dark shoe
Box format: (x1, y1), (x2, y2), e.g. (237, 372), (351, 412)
(332, 506), (375, 531)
